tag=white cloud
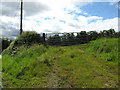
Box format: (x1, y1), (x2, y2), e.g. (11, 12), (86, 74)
(80, 17), (118, 32)
(109, 0), (119, 5)
(117, 4), (120, 9)
(87, 16), (103, 21)
(22, 15), (118, 33)
(1, 0), (118, 39)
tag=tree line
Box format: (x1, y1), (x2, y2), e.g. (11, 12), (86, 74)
(46, 29), (120, 46)
(0, 29), (120, 53)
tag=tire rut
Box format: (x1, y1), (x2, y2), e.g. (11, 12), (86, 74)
(46, 63), (61, 88)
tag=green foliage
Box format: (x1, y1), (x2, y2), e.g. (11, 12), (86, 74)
(2, 45), (50, 88)
(2, 31), (44, 55)
(87, 31), (98, 41)
(85, 38), (118, 61)
(61, 33), (76, 46)
(14, 31), (43, 46)
(0, 38), (12, 53)
(85, 38), (119, 75)
(76, 31), (89, 44)
(47, 34), (61, 46)
(2, 38), (118, 88)
(99, 29), (116, 38)
(46, 29), (119, 46)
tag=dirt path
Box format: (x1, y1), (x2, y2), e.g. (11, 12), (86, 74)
(46, 62), (61, 88)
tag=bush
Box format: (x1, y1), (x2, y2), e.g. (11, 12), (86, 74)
(2, 31), (44, 55)
(14, 31), (43, 46)
(0, 38), (12, 53)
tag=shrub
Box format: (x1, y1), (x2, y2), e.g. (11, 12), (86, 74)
(0, 38), (12, 53)
(14, 31), (43, 46)
(2, 31), (44, 55)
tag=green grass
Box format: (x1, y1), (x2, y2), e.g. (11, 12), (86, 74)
(2, 38), (119, 88)
(84, 38), (119, 74)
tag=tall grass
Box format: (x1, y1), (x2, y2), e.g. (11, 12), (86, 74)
(2, 38), (118, 88)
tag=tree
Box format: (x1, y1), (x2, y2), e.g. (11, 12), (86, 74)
(61, 34), (68, 46)
(115, 31), (120, 38)
(87, 31), (98, 41)
(107, 29), (115, 38)
(99, 31), (104, 38)
(14, 31), (43, 46)
(80, 31), (89, 44)
(65, 33), (76, 45)
(47, 34), (61, 46)
(1, 38), (12, 52)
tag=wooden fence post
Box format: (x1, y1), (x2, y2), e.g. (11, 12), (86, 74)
(43, 33), (46, 43)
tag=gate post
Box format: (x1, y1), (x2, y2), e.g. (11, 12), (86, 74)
(42, 33), (48, 47)
(43, 33), (46, 43)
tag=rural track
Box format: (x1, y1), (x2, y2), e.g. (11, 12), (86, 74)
(46, 58), (61, 88)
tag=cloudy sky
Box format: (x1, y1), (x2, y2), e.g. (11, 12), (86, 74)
(0, 0), (119, 39)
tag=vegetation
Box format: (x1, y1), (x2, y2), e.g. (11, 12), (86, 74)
(0, 38), (12, 53)
(2, 34), (119, 88)
(47, 29), (120, 46)
(13, 31), (44, 46)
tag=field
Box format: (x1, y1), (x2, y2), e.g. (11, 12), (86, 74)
(2, 38), (119, 88)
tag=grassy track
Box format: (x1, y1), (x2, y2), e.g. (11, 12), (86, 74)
(2, 38), (119, 88)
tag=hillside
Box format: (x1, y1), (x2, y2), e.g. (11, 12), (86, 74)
(2, 38), (119, 88)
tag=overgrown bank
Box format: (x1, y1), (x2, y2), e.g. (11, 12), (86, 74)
(2, 37), (119, 88)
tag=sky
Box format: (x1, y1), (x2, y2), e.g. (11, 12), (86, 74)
(0, 0), (119, 39)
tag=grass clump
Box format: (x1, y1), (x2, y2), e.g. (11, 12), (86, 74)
(2, 45), (50, 88)
(85, 38), (118, 61)
(84, 38), (118, 76)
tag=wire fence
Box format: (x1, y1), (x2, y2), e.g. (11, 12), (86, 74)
(41, 32), (91, 46)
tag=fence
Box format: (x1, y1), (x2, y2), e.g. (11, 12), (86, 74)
(41, 32), (90, 46)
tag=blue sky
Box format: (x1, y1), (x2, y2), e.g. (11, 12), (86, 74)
(81, 2), (118, 19)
